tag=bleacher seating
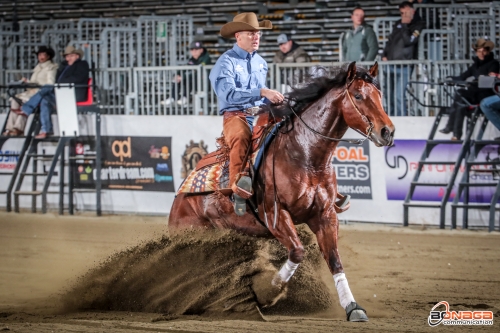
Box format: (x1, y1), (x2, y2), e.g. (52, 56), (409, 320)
(1, 0), (493, 64)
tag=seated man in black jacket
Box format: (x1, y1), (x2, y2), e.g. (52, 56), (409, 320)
(20, 45), (89, 139)
(440, 39), (499, 140)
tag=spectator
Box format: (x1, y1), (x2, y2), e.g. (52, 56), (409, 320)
(162, 41), (212, 107)
(209, 12), (284, 215)
(440, 39), (499, 140)
(273, 34), (311, 64)
(479, 74), (500, 137)
(2, 46), (58, 136)
(410, 0), (438, 29)
(19, 45), (89, 139)
(410, 0), (441, 60)
(340, 7), (378, 62)
(273, 34), (311, 90)
(382, 1), (425, 116)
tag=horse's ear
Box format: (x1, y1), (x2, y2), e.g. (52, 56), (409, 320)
(369, 61), (379, 77)
(347, 61), (356, 82)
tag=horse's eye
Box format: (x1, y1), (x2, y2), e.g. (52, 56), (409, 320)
(355, 94), (362, 100)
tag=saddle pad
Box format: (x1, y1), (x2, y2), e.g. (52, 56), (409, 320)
(176, 122), (280, 196)
(177, 162), (225, 195)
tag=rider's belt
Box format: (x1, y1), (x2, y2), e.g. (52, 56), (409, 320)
(245, 106), (261, 115)
(223, 110), (247, 119)
(223, 107), (263, 119)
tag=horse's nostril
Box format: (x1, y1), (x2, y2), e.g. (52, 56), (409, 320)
(381, 127), (390, 141)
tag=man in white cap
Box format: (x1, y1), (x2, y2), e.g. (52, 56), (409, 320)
(209, 12), (284, 216)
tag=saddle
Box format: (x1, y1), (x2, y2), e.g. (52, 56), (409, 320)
(177, 113), (276, 193)
(176, 113), (350, 214)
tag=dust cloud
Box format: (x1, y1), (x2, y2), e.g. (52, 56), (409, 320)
(61, 227), (333, 320)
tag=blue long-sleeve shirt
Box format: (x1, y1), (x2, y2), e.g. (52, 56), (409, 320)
(209, 44), (269, 116)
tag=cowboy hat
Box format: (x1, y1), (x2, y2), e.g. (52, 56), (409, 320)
(34, 46), (55, 60)
(63, 45), (84, 58)
(472, 38), (495, 51)
(220, 12), (272, 39)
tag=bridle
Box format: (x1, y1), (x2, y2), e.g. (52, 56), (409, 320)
(287, 75), (375, 145)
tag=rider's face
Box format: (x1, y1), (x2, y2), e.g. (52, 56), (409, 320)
(235, 30), (261, 53)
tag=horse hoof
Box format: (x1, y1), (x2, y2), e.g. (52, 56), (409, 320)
(346, 301), (368, 322)
(348, 309), (369, 322)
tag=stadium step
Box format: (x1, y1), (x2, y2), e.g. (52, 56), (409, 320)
(404, 107), (482, 228)
(451, 118), (500, 232)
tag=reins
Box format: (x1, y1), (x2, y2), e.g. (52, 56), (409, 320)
(287, 76), (374, 145)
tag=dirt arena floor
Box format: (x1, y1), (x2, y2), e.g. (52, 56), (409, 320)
(0, 211), (499, 332)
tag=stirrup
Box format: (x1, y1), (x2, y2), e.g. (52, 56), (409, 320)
(232, 175), (252, 216)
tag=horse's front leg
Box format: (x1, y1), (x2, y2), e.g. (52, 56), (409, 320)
(249, 207), (304, 307)
(308, 210), (368, 322)
(257, 207), (304, 286)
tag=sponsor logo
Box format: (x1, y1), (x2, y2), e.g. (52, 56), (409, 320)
(85, 166), (92, 174)
(181, 140), (208, 179)
(333, 146), (369, 162)
(112, 137), (132, 162)
(428, 301), (493, 327)
(75, 143), (84, 155)
(156, 163), (169, 172)
(334, 165), (369, 181)
(78, 165), (84, 173)
(80, 174), (88, 181)
(0, 150), (20, 168)
(155, 174), (173, 182)
(149, 145), (170, 160)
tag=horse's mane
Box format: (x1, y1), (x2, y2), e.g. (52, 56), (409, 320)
(264, 65), (380, 118)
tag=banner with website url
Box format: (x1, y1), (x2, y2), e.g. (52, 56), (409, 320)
(72, 136), (174, 192)
(332, 140), (372, 200)
(384, 139), (499, 202)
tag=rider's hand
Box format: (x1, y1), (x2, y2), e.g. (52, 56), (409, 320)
(21, 77), (28, 83)
(261, 88), (284, 104)
(382, 57), (388, 61)
(489, 72), (500, 78)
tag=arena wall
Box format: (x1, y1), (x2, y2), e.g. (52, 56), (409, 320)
(1, 114), (498, 228)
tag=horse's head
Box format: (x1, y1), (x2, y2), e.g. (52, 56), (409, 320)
(342, 62), (395, 147)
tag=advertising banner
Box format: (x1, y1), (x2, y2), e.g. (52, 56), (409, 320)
(384, 139), (499, 203)
(333, 140), (372, 199)
(72, 136), (175, 192)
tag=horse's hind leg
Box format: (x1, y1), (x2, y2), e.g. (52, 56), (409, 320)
(168, 194), (212, 230)
(308, 214), (368, 322)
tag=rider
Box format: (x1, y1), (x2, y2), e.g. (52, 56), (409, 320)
(209, 12), (284, 216)
(210, 12), (351, 216)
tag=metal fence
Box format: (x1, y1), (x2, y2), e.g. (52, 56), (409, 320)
(57, 60), (468, 117)
(0, 16), (193, 86)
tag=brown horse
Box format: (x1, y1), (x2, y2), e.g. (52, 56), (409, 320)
(169, 62), (395, 321)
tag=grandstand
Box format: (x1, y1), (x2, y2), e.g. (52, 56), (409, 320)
(0, 0), (495, 64)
